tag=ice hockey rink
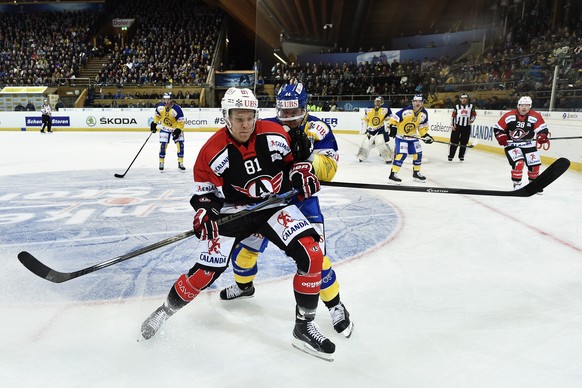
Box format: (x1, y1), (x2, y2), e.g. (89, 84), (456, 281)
(1, 130), (581, 388)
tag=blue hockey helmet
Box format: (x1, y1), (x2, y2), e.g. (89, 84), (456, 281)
(276, 83), (308, 122)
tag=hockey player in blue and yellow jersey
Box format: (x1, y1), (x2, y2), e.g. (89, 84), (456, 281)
(357, 96), (393, 163)
(150, 92), (186, 171)
(387, 94), (434, 184)
(219, 83), (353, 338)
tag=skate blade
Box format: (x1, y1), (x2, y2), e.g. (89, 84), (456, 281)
(292, 339), (334, 362)
(340, 322), (354, 338)
(388, 180), (401, 185)
(413, 178), (426, 183)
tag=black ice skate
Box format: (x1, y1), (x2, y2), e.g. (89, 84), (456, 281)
(293, 318), (336, 361)
(329, 302), (354, 338)
(219, 284), (255, 300)
(159, 161), (164, 171)
(413, 171), (426, 182)
(141, 304), (175, 340)
(178, 162), (186, 171)
(388, 171), (402, 184)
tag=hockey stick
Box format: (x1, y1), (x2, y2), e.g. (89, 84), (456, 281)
(18, 191), (296, 283)
(433, 139), (479, 148)
(114, 132), (153, 178)
(322, 157), (570, 197)
(548, 136), (582, 140)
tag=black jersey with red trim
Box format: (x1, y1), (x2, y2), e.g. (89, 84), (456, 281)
(193, 120), (295, 205)
(494, 109), (548, 141)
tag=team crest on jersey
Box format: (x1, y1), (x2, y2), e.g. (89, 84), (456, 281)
(404, 123), (416, 134)
(231, 172), (284, 198)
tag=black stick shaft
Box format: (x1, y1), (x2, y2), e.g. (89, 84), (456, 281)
(114, 132), (153, 178)
(18, 191), (296, 283)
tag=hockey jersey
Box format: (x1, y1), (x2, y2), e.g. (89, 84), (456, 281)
(153, 102), (185, 132)
(388, 105), (429, 138)
(362, 107), (390, 130)
(264, 115), (339, 182)
(193, 120), (295, 206)
(494, 109), (548, 142)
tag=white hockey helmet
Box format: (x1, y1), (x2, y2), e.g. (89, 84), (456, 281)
(517, 96), (532, 106)
(163, 92), (171, 100)
(221, 87), (259, 129)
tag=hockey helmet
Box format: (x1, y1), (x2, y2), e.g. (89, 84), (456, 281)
(374, 96), (384, 106)
(276, 83), (308, 122)
(517, 96), (532, 106)
(221, 87), (259, 129)
(412, 94), (424, 102)
(460, 93), (469, 99)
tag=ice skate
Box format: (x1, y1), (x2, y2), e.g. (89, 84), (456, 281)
(159, 161), (164, 171)
(329, 302), (354, 338)
(513, 181), (522, 190)
(178, 162), (186, 171)
(388, 171), (402, 184)
(292, 319), (336, 361)
(141, 304), (174, 340)
(413, 171), (426, 182)
(219, 284), (255, 300)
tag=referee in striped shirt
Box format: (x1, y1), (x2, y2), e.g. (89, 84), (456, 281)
(448, 93), (476, 161)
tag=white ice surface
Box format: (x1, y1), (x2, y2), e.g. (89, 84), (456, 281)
(1, 130), (581, 388)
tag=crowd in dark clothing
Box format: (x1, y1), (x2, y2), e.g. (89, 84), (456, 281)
(93, 0), (221, 87)
(0, 0), (580, 110)
(0, 11), (100, 86)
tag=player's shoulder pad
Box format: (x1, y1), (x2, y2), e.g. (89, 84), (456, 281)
(306, 118), (330, 141)
(171, 104), (185, 118)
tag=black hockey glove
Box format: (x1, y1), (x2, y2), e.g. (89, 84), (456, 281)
(388, 125), (397, 138)
(420, 133), (434, 144)
(190, 194), (223, 240)
(150, 122), (158, 133)
(289, 127), (313, 161)
(172, 128), (182, 141)
(290, 162), (320, 201)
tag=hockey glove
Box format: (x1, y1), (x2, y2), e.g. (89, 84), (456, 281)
(289, 127), (314, 161)
(496, 133), (509, 146)
(190, 194), (223, 240)
(420, 133), (434, 144)
(172, 128), (182, 141)
(150, 122), (158, 133)
(388, 125), (397, 138)
(290, 162), (320, 200)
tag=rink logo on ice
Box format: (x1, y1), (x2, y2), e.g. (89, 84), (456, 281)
(1, 169), (400, 301)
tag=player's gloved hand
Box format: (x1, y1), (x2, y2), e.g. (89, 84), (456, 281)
(536, 133), (549, 145)
(150, 122), (157, 133)
(290, 162), (320, 200)
(420, 133), (434, 144)
(289, 127), (313, 161)
(190, 195), (223, 240)
(496, 133), (509, 146)
(172, 128), (182, 141)
(388, 125), (397, 138)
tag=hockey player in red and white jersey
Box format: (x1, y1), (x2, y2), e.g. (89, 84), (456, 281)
(141, 87), (336, 361)
(218, 83), (353, 339)
(494, 96), (550, 190)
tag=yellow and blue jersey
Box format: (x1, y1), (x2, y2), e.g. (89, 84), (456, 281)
(362, 107), (390, 130)
(389, 105), (429, 138)
(153, 102), (185, 131)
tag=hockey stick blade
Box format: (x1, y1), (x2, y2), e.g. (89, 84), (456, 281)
(18, 190), (296, 283)
(322, 157), (570, 197)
